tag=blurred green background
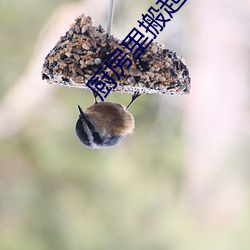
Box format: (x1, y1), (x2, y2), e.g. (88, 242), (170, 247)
(1, 0), (250, 249)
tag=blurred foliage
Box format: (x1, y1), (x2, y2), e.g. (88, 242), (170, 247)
(0, 0), (71, 98)
(1, 1), (250, 250)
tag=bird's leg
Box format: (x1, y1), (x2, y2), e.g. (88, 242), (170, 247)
(91, 90), (98, 104)
(126, 91), (141, 110)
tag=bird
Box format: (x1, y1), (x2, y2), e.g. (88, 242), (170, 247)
(75, 93), (140, 149)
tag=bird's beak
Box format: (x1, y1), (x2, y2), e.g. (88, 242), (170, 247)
(77, 105), (86, 119)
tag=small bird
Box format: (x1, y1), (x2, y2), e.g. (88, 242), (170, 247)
(75, 101), (135, 149)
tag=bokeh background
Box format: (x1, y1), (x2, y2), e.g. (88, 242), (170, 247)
(1, 0), (250, 249)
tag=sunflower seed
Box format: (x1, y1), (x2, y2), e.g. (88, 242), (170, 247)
(82, 43), (90, 50)
(129, 68), (142, 76)
(85, 60), (94, 65)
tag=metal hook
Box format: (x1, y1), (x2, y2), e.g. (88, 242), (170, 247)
(107, 0), (115, 34)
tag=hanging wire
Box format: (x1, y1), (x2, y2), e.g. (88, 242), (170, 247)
(107, 0), (115, 34)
